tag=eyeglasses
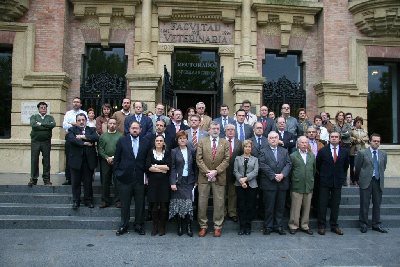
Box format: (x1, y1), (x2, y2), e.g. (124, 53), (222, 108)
(282, 107), (290, 110)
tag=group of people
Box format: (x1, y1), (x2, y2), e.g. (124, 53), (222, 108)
(28, 98), (388, 237)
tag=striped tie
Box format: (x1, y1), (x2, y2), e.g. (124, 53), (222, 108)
(192, 130), (197, 149)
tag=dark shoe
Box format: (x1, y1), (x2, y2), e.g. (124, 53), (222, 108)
(213, 228), (222, 237)
(263, 227), (272, 235)
(300, 228), (313, 235)
(198, 228), (207, 237)
(372, 226), (388, 233)
(238, 229), (245, 235)
(99, 202), (109, 208)
(116, 227), (128, 236)
(360, 225), (368, 233)
(43, 180), (52, 186)
(28, 179), (37, 187)
(151, 209), (159, 236)
(84, 202), (94, 208)
(244, 229), (251, 235)
(72, 201), (80, 210)
(331, 227), (344, 235)
(115, 201), (122, 208)
(185, 215), (193, 237)
(289, 229), (297, 235)
(318, 228), (325, 235)
(177, 216), (183, 236)
(134, 227), (146, 235)
(230, 216), (238, 222)
(277, 227), (286, 235)
(62, 180), (71, 185)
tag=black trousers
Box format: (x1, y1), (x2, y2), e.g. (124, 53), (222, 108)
(118, 180), (145, 229)
(65, 142), (71, 181)
(349, 156), (358, 182)
(31, 140), (51, 181)
(70, 158), (93, 203)
(359, 179), (382, 227)
(318, 186), (342, 228)
(100, 159), (119, 204)
(236, 186), (257, 230)
(263, 189), (287, 229)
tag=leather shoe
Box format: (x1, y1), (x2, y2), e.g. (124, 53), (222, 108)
(318, 228), (325, 235)
(230, 216), (238, 222)
(62, 180), (71, 185)
(85, 202), (94, 208)
(372, 226), (388, 233)
(300, 228), (313, 235)
(115, 201), (122, 208)
(289, 229), (297, 235)
(72, 201), (80, 210)
(360, 225), (368, 233)
(213, 229), (222, 237)
(238, 229), (245, 235)
(263, 227), (272, 235)
(277, 227), (286, 235)
(99, 202), (109, 209)
(331, 227), (344, 235)
(198, 228), (207, 237)
(134, 227), (146, 235)
(244, 229), (251, 235)
(43, 181), (52, 186)
(116, 227), (128, 236)
(28, 179), (37, 187)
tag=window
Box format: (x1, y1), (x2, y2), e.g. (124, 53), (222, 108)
(368, 62), (400, 144)
(0, 48), (12, 138)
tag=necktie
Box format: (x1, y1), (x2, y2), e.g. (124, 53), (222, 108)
(373, 150), (380, 179)
(239, 124), (245, 141)
(136, 115), (141, 123)
(175, 124), (180, 133)
(333, 146), (337, 163)
(273, 148), (278, 161)
(223, 118), (227, 128)
(157, 116), (161, 121)
(228, 138), (232, 158)
(258, 137), (262, 147)
(261, 118), (267, 130)
(212, 138), (217, 160)
(132, 138), (138, 157)
(192, 130), (198, 149)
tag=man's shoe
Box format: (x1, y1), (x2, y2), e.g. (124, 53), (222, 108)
(372, 226), (388, 233)
(62, 180), (71, 185)
(116, 227), (128, 236)
(331, 227), (344, 235)
(198, 228), (207, 237)
(300, 228), (313, 235)
(84, 202), (94, 208)
(99, 202), (109, 208)
(360, 225), (368, 233)
(115, 201), (122, 208)
(238, 229), (245, 235)
(277, 227), (286, 235)
(289, 229), (297, 235)
(27, 180), (37, 187)
(244, 229), (251, 235)
(318, 228), (325, 235)
(43, 181), (52, 186)
(230, 216), (238, 222)
(213, 229), (222, 237)
(72, 201), (80, 210)
(263, 227), (272, 235)
(134, 227), (146, 235)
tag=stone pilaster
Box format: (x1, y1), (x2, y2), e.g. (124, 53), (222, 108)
(230, 76), (264, 114)
(126, 73), (161, 113)
(136, 0), (155, 73)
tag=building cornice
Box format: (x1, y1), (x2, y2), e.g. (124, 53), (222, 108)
(0, 0), (29, 22)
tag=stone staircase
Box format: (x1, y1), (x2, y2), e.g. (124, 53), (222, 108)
(0, 184), (400, 230)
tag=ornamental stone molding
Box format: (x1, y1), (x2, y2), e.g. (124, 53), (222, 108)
(349, 0), (400, 38)
(0, 0), (29, 22)
(154, 0), (242, 23)
(252, 0), (322, 53)
(70, 0), (140, 47)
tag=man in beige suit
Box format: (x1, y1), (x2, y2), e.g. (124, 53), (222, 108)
(196, 101), (212, 132)
(196, 121), (230, 237)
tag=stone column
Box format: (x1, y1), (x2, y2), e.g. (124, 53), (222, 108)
(237, 0), (255, 73)
(137, 0), (154, 73)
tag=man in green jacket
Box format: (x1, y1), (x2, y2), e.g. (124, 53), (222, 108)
(28, 102), (56, 186)
(288, 136), (316, 235)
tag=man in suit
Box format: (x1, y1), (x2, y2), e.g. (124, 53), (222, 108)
(288, 136), (316, 235)
(185, 114), (208, 151)
(66, 113), (98, 209)
(241, 99), (257, 126)
(124, 101), (153, 137)
(197, 121), (230, 237)
(224, 123), (243, 222)
(250, 122), (269, 219)
(112, 98), (131, 134)
(214, 104), (236, 138)
(235, 109), (253, 141)
(196, 101), (212, 131)
(150, 119), (173, 150)
(316, 131), (349, 235)
(150, 103), (170, 133)
(113, 121), (151, 236)
(259, 131), (292, 235)
(165, 109), (190, 148)
(355, 133), (388, 233)
(276, 117), (296, 154)
(257, 105), (277, 136)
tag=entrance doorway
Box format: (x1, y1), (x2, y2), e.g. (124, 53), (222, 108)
(176, 93), (215, 118)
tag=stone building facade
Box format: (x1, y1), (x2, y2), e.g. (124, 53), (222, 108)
(0, 0), (399, 176)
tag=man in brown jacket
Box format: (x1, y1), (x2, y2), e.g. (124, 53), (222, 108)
(196, 121), (230, 237)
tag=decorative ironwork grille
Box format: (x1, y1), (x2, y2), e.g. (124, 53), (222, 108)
(162, 65), (174, 109)
(263, 76), (306, 116)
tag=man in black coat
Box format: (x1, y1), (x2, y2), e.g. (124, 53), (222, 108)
(66, 113), (98, 209)
(165, 109), (189, 148)
(124, 101), (153, 137)
(257, 105), (277, 137)
(316, 131), (349, 235)
(114, 121), (151, 236)
(276, 117), (296, 154)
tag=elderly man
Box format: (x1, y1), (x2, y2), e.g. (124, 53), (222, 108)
(150, 103), (170, 133)
(196, 121), (230, 237)
(281, 104), (298, 136)
(276, 117), (296, 154)
(288, 136), (316, 235)
(320, 112), (334, 133)
(259, 131), (292, 235)
(196, 102), (212, 131)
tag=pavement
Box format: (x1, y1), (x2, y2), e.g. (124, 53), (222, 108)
(0, 228), (399, 266)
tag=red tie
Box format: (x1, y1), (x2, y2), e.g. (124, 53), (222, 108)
(228, 138), (233, 158)
(333, 146), (338, 163)
(212, 138), (217, 160)
(192, 130), (197, 149)
(262, 118), (267, 130)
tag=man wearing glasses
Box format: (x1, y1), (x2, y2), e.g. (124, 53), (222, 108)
(281, 104), (299, 137)
(240, 100), (257, 126)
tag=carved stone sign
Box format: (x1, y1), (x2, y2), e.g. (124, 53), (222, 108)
(21, 102), (51, 124)
(159, 21), (233, 45)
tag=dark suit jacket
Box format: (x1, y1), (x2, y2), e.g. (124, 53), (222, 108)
(258, 146), (292, 191)
(169, 146), (196, 186)
(66, 126), (98, 171)
(165, 123), (190, 148)
(235, 122), (253, 140)
(250, 135), (268, 158)
(226, 138), (243, 183)
(113, 135), (151, 184)
(316, 145), (349, 188)
(257, 116), (277, 136)
(214, 116), (236, 137)
(124, 114), (153, 137)
(278, 130), (296, 154)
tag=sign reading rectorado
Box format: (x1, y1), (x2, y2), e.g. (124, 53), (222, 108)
(159, 21), (233, 45)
